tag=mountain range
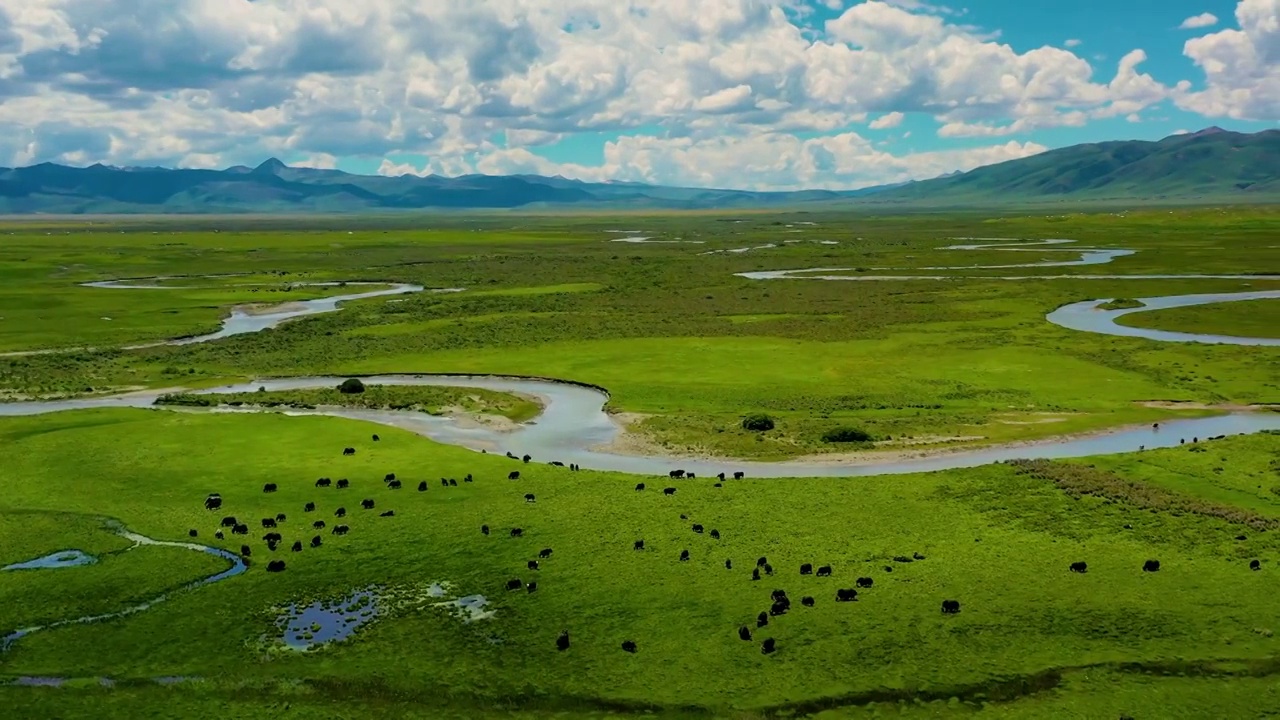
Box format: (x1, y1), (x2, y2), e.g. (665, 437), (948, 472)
(0, 128), (1275, 214)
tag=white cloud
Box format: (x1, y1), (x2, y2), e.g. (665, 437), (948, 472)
(0, 0), (1192, 188)
(1179, 13), (1219, 29)
(869, 111), (905, 129)
(1065, 38), (1082, 48)
(1176, 0), (1280, 119)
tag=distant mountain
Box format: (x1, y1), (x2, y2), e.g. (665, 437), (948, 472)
(868, 127), (1280, 205)
(0, 158), (897, 214)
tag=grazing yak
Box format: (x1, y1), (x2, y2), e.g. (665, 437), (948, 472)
(634, 540), (645, 551)
(1143, 560), (1161, 572)
(332, 525), (350, 535)
(752, 568), (761, 581)
(465, 474), (473, 482)
(509, 471), (521, 480)
(710, 530), (720, 540)
(663, 487), (677, 496)
(1251, 559), (1262, 571)
(263, 483), (278, 493)
(240, 545), (252, 557)
(441, 478), (450, 487)
(669, 470), (685, 479)
(316, 478), (332, 488)
(770, 601), (789, 617)
(692, 524), (704, 534)
(738, 626), (752, 641)
(679, 549), (690, 562)
(802, 596), (815, 607)
(372, 434), (379, 442)
(941, 600), (961, 614)
(913, 552), (926, 560)
(384, 473), (396, 482)
(556, 631), (570, 651)
(388, 480), (402, 490)
(215, 530), (224, 540)
(204, 494), (222, 510)
(800, 563), (813, 575)
(816, 565), (832, 577)
(267, 560), (286, 573)
(763, 563), (773, 576)
(522, 454), (532, 464)
(310, 536), (322, 548)
(717, 473), (726, 481)
(756, 612), (768, 628)
(836, 588), (858, 603)
(291, 541), (303, 552)
(506, 578), (523, 591)
(725, 559), (733, 569)
(714, 483), (722, 488)
(343, 447), (355, 456)
(263, 532), (282, 543)
(635, 483), (646, 491)
(361, 499), (375, 509)
(621, 640), (637, 653)
(525, 494), (536, 503)
(334, 507), (346, 517)
(511, 528), (524, 537)
(527, 582), (538, 593)
(188, 529), (198, 538)
(761, 638), (776, 655)
(733, 472), (745, 480)
(1070, 562), (1088, 574)
(757, 556), (768, 567)
(856, 577), (873, 588)
(336, 479), (349, 489)
(481, 525), (490, 535)
(220, 516), (238, 527)
(304, 502), (315, 512)
(232, 524), (249, 535)
(448, 478), (457, 486)
(550, 461), (564, 467)
(418, 481), (428, 492)
(771, 589), (788, 603)
(539, 548), (553, 558)
(276, 513), (286, 522)
(312, 519), (326, 529)
(380, 510), (395, 517)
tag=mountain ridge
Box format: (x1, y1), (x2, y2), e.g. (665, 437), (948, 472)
(0, 128), (1275, 213)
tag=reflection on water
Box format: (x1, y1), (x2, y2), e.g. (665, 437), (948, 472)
(2, 551), (97, 571)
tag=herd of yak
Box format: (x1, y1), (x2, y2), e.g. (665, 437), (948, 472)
(195, 435), (1196, 657)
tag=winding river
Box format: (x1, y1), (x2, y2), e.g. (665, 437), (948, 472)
(0, 524), (246, 652)
(2, 375), (1277, 479)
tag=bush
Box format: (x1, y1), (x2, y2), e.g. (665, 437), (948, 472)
(822, 427), (874, 443)
(741, 414), (775, 432)
(338, 378), (366, 394)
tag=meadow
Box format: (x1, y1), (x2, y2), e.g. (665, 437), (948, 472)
(1, 208), (1279, 718)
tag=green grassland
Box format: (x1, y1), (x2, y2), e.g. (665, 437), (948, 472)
(1118, 298), (1280, 339)
(3, 409), (1280, 718)
(0, 208), (1279, 717)
(156, 385), (541, 423)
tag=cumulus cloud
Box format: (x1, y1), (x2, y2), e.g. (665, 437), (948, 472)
(0, 0), (1222, 188)
(1177, 0), (1280, 119)
(1179, 13), (1219, 29)
(869, 111), (905, 129)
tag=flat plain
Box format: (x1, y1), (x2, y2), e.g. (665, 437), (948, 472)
(1, 208), (1278, 719)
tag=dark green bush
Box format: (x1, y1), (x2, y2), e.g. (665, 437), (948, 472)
(742, 414), (775, 432)
(338, 378), (366, 394)
(822, 427), (874, 443)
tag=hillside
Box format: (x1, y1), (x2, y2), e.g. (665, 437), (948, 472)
(0, 160), (891, 214)
(870, 127), (1280, 205)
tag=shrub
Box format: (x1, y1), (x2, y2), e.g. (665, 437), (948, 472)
(822, 427), (874, 443)
(741, 414), (775, 432)
(338, 378), (366, 394)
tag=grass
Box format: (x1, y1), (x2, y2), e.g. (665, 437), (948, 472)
(1118, 298), (1280, 339)
(155, 385), (542, 423)
(0, 207), (1278, 717)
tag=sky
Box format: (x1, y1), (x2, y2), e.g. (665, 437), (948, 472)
(0, 0), (1277, 190)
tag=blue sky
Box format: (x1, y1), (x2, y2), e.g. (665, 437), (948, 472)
(0, 0), (1276, 189)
